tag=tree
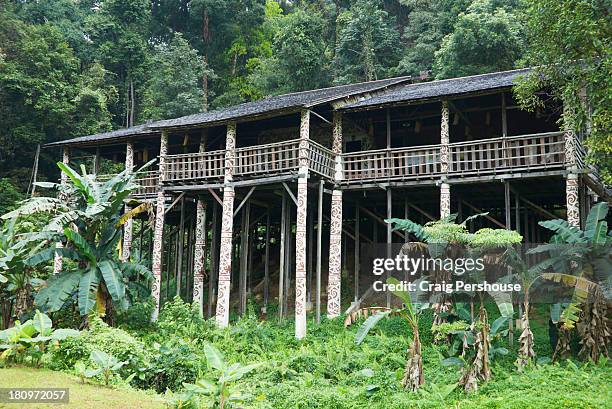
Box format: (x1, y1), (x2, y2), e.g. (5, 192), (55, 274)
(142, 33), (207, 120)
(3, 163), (153, 324)
(251, 9), (331, 95)
(333, 0), (402, 83)
(395, 0), (470, 76)
(433, 0), (524, 79)
(515, 0), (612, 185)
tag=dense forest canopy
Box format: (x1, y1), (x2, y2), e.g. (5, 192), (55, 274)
(0, 0), (609, 211)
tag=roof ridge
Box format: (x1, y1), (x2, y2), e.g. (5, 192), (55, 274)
(392, 67), (530, 91)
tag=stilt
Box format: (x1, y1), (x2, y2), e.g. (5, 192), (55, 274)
(295, 109), (310, 339)
(54, 147), (70, 275)
(208, 200), (219, 318)
(440, 100), (450, 219)
(504, 181), (511, 229)
(215, 122), (237, 328)
(193, 196), (207, 316)
(566, 174), (580, 227)
(151, 130), (168, 321)
(307, 208), (314, 305)
(327, 111), (343, 318)
(316, 180), (323, 324)
(386, 188), (392, 308)
(279, 192), (287, 320)
(354, 203), (360, 302)
(239, 202), (250, 315)
(176, 196), (186, 297)
(263, 210), (271, 313)
(122, 142), (134, 262)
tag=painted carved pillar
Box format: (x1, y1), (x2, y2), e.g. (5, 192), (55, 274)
(440, 101), (451, 218)
(327, 111), (343, 318)
(563, 104), (580, 228)
(122, 142), (135, 262)
(295, 110), (310, 339)
(54, 147), (70, 275)
(193, 134), (208, 315)
(215, 122), (237, 328)
(151, 131), (168, 321)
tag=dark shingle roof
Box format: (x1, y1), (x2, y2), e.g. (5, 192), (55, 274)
(150, 76), (412, 129)
(341, 68), (531, 111)
(45, 124), (157, 147)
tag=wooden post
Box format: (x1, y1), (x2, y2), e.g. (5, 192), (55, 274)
(93, 147), (101, 175)
(263, 210), (271, 313)
(316, 180), (323, 324)
(515, 190), (521, 235)
(307, 208), (314, 305)
(122, 142), (135, 262)
(440, 101), (451, 218)
(193, 196), (207, 316)
(54, 147), (70, 275)
(176, 196), (186, 297)
(295, 109), (310, 339)
(327, 112), (343, 318)
(386, 188), (392, 308)
(208, 201), (219, 318)
(215, 122), (237, 328)
(239, 202), (250, 315)
(566, 174), (580, 228)
(278, 192), (287, 319)
(354, 202), (360, 302)
(151, 130), (168, 321)
(504, 181), (511, 229)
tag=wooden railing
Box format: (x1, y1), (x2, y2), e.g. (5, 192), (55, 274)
(449, 131), (565, 176)
(343, 144), (441, 181)
(132, 171), (159, 198)
(164, 150), (225, 182)
(309, 140), (335, 179)
(235, 139), (300, 177)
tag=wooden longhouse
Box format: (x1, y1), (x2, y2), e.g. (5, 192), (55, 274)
(45, 68), (611, 338)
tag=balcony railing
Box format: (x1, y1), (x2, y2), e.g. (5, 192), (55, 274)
(235, 139), (300, 177)
(96, 171), (159, 199)
(449, 131), (565, 176)
(165, 150), (225, 182)
(343, 144), (442, 182)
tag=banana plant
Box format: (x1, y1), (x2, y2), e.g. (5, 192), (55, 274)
(182, 343), (262, 409)
(356, 277), (429, 392)
(527, 202), (611, 363)
(2, 161), (154, 322)
(0, 310), (79, 366)
(84, 350), (127, 386)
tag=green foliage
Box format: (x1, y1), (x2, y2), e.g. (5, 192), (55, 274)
(83, 349), (127, 386)
(142, 33), (207, 120)
(0, 179), (23, 216)
(4, 162), (153, 317)
(516, 0), (612, 184)
(333, 0), (402, 83)
(0, 310), (79, 367)
(433, 0), (524, 78)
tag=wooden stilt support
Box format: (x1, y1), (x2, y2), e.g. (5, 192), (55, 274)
(263, 210), (271, 313)
(239, 202), (250, 315)
(215, 122), (237, 328)
(327, 112), (343, 318)
(279, 192), (287, 320)
(54, 147), (70, 275)
(208, 201), (219, 318)
(295, 111), (310, 339)
(354, 203), (360, 302)
(122, 142), (134, 262)
(193, 196), (207, 316)
(176, 196), (186, 298)
(386, 188), (392, 308)
(151, 130), (168, 321)
(316, 180), (323, 324)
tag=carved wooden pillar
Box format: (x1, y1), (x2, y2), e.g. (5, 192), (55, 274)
(215, 122), (237, 328)
(564, 104), (580, 228)
(54, 147), (70, 275)
(193, 133), (208, 315)
(440, 101), (451, 218)
(122, 142), (135, 262)
(151, 131), (168, 321)
(327, 111), (343, 318)
(295, 110), (310, 339)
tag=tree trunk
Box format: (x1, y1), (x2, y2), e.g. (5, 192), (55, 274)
(401, 324), (424, 392)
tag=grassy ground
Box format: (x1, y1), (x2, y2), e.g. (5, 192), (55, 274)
(0, 367), (163, 409)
